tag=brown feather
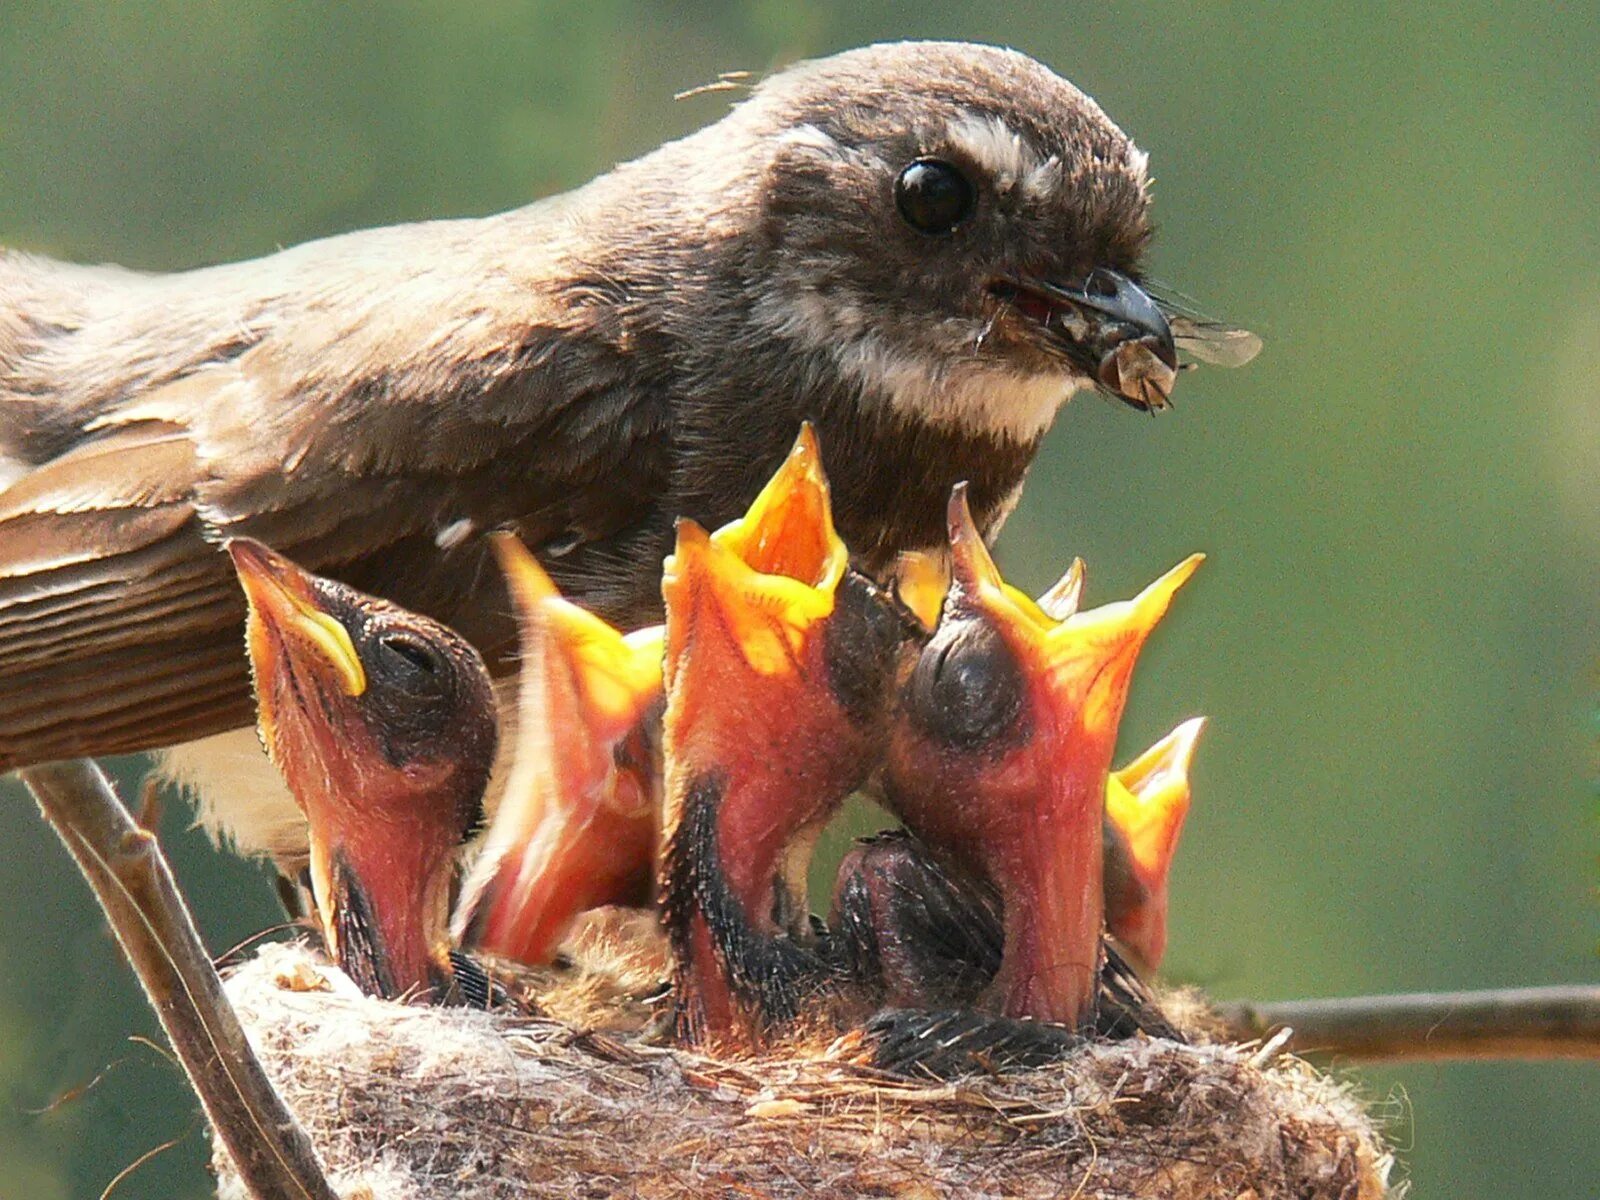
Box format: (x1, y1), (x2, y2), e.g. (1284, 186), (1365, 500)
(0, 202), (663, 766)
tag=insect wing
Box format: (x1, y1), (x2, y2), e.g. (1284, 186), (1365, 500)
(1170, 316), (1263, 368)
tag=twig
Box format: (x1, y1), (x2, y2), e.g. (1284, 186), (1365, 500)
(1214, 985), (1600, 1062)
(19, 759), (339, 1200)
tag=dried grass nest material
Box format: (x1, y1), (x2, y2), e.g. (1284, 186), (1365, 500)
(215, 943), (1396, 1200)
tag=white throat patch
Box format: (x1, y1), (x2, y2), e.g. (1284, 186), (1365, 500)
(835, 333), (1081, 443)
(751, 286), (1081, 444)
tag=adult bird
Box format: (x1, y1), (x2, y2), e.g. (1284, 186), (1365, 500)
(0, 41), (1243, 864)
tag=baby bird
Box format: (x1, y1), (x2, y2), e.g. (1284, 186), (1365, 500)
(454, 534), (664, 968)
(659, 428), (916, 1046)
(230, 539), (495, 1001)
(883, 488), (1200, 1029)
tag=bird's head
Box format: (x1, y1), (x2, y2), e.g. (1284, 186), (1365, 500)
(228, 538), (496, 999)
(884, 487), (1201, 1025)
(730, 41), (1184, 437)
(889, 540), (1203, 974)
(658, 428), (916, 1042)
(659, 427), (855, 929)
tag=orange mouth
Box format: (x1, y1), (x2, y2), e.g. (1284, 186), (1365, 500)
(1105, 717), (1205, 969)
(454, 534), (663, 966)
(660, 426), (893, 1044)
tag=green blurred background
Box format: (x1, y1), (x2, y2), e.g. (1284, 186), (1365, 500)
(1, 2), (1595, 1196)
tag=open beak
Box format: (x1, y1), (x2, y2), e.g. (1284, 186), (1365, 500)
(944, 486), (1200, 705)
(659, 511), (845, 914)
(893, 548), (1087, 631)
(885, 487), (1201, 1028)
(454, 534), (663, 966)
(886, 536), (1197, 975)
(1105, 717), (1205, 970)
(995, 268), (1178, 411)
(661, 424), (847, 697)
(710, 423), (842, 582)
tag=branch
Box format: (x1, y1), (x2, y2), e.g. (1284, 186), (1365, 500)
(1214, 985), (1600, 1062)
(20, 760), (339, 1200)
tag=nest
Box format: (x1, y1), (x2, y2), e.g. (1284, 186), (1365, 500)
(214, 943), (1394, 1200)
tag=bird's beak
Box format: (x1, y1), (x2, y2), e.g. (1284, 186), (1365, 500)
(945, 488), (1200, 723)
(467, 427), (851, 977)
(1035, 557), (1086, 621)
(662, 426), (847, 693)
(660, 516), (843, 817)
(891, 547), (1087, 631)
(454, 534), (663, 965)
(890, 550), (951, 631)
(887, 487), (1200, 1026)
(887, 541), (1193, 974)
(228, 538), (366, 700)
(998, 268), (1178, 411)
(702, 422), (845, 586)
(1105, 716), (1205, 971)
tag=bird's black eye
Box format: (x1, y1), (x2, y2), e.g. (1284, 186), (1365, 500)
(904, 618), (1026, 753)
(895, 159), (976, 235)
(378, 632), (439, 678)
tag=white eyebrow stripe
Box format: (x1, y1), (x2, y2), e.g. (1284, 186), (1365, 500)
(775, 123), (843, 154)
(1020, 153), (1064, 199)
(944, 112), (1040, 185)
(775, 122), (888, 171)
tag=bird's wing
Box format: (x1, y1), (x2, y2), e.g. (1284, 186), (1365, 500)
(0, 211), (663, 766)
(0, 418), (254, 761)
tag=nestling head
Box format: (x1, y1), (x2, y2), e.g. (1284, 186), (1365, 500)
(230, 537), (496, 997)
